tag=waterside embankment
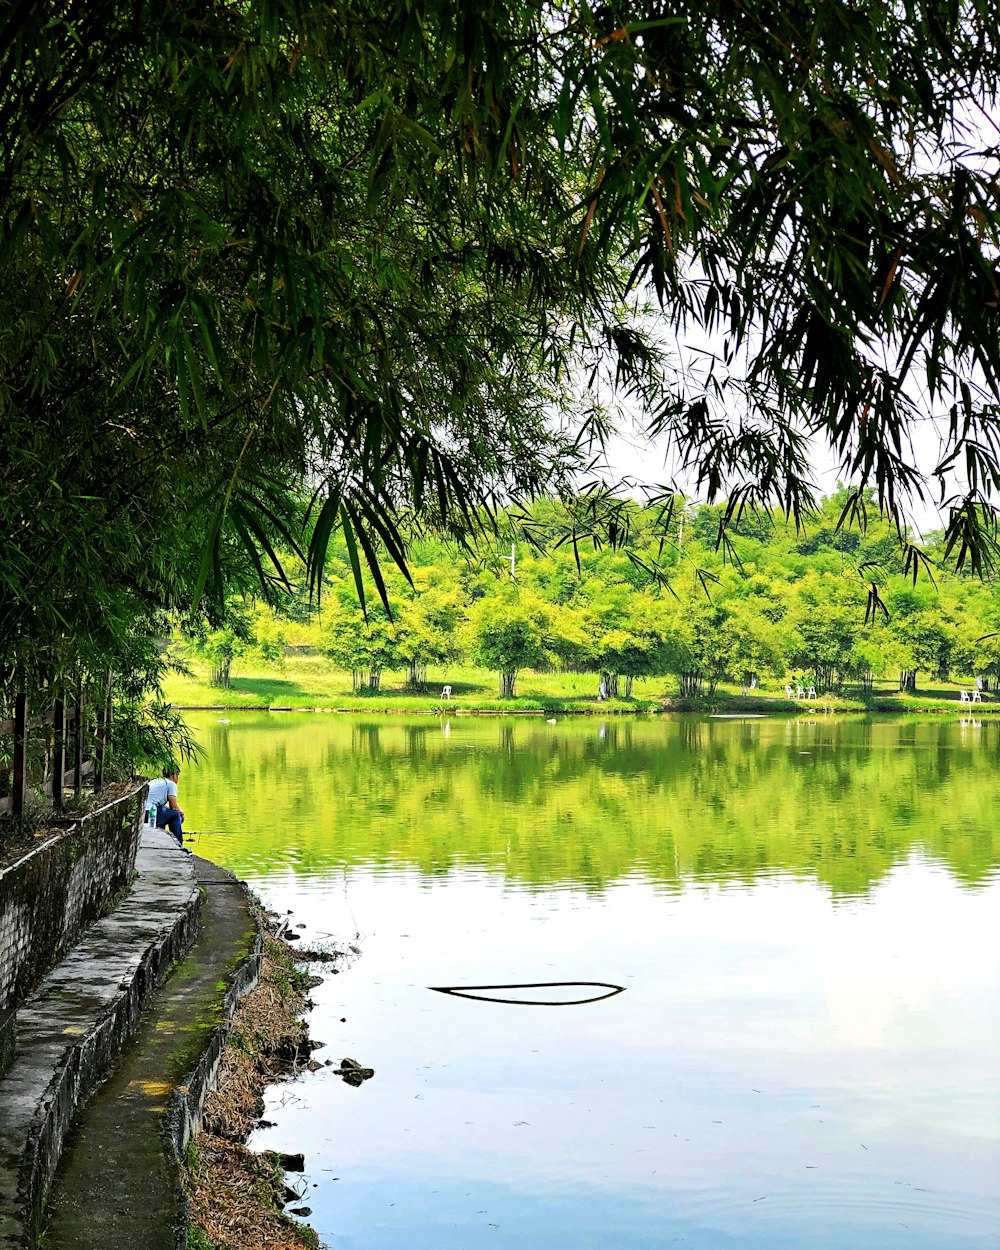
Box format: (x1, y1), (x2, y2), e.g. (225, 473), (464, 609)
(0, 802), (322, 1250)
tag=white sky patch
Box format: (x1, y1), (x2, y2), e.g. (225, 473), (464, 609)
(601, 418), (951, 537)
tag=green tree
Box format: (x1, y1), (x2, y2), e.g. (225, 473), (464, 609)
(882, 586), (958, 691)
(845, 631), (891, 695)
(582, 588), (668, 698)
(661, 586), (731, 698)
(718, 601), (786, 692)
(185, 599), (287, 689)
(467, 587), (549, 698)
(395, 579), (466, 690)
(320, 596), (401, 692)
(4, 0), (1000, 710)
(954, 616), (1000, 692)
(785, 573), (867, 691)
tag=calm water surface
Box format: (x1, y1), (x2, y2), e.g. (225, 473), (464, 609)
(184, 713), (1000, 1250)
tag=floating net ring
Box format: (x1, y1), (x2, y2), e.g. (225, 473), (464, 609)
(428, 981), (626, 1006)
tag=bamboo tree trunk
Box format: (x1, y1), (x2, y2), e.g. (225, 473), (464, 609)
(210, 656), (232, 688)
(500, 668), (517, 698)
(600, 670), (620, 698)
(679, 671), (703, 697)
(94, 671), (112, 792)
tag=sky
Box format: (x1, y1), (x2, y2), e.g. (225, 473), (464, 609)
(601, 419), (951, 539)
(584, 301), (961, 542)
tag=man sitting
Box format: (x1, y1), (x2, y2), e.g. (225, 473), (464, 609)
(147, 766), (185, 847)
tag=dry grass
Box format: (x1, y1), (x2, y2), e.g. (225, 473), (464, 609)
(186, 1136), (317, 1250)
(183, 932), (323, 1250)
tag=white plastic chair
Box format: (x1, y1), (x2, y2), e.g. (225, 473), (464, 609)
(806, 685), (817, 699)
(441, 685), (452, 700)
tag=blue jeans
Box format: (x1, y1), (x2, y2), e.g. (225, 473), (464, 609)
(156, 805), (183, 845)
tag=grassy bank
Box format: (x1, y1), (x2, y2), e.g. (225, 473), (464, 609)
(162, 652), (1000, 716)
(182, 926), (325, 1250)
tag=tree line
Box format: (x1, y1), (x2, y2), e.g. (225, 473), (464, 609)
(188, 490), (1000, 699)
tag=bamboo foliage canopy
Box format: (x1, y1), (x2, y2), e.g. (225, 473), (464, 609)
(0, 0), (998, 666)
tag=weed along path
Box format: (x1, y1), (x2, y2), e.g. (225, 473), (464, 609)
(43, 858), (258, 1250)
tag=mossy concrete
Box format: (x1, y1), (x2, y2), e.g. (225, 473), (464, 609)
(0, 831), (201, 1249)
(0, 788), (145, 1019)
(41, 856), (261, 1250)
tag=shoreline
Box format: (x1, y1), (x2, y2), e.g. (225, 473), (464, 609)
(172, 701), (1000, 717)
(182, 915), (334, 1250)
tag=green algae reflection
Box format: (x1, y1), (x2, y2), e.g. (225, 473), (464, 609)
(183, 713), (1000, 896)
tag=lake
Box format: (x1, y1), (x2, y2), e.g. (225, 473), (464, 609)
(182, 712), (1000, 1250)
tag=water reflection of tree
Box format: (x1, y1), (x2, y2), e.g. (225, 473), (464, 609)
(679, 719), (706, 754)
(188, 716), (1000, 894)
(351, 722), (382, 757)
(404, 723), (432, 760)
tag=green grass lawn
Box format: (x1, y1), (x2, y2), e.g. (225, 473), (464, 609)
(164, 654), (660, 711)
(161, 649), (1000, 715)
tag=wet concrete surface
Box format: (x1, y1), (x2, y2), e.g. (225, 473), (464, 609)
(41, 856), (257, 1250)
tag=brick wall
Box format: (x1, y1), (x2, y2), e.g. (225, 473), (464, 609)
(0, 788), (144, 1015)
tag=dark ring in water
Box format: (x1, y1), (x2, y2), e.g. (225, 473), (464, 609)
(429, 981), (626, 1006)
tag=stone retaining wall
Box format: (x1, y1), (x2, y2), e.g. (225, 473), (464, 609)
(0, 788), (144, 1019)
(0, 1012), (12, 1081)
(19, 882), (201, 1247)
(0, 831), (202, 1250)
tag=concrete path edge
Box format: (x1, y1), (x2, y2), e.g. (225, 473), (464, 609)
(0, 835), (202, 1249)
(167, 866), (264, 1212)
(20, 902), (202, 1247)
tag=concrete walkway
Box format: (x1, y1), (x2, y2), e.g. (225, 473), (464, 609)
(0, 831), (259, 1250)
(43, 856), (259, 1250)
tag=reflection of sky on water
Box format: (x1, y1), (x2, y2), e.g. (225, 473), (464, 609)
(184, 715), (1000, 1249)
(235, 863), (999, 1250)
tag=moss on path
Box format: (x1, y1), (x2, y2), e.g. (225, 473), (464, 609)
(42, 859), (257, 1250)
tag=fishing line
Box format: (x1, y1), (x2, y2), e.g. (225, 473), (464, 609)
(183, 835), (365, 944)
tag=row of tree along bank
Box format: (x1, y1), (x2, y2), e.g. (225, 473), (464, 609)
(8, 484), (986, 836)
(180, 492), (1000, 702)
